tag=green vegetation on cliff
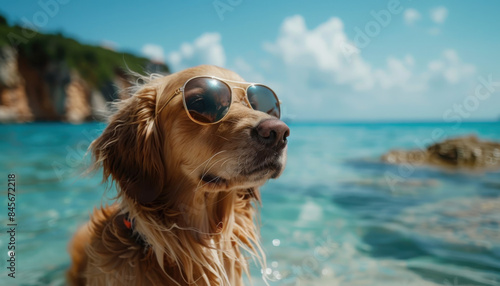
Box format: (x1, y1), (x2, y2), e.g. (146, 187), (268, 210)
(0, 14), (169, 86)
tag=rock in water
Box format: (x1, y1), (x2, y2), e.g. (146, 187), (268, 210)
(381, 135), (500, 170)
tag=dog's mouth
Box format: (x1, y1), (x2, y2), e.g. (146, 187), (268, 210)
(201, 173), (228, 185)
(247, 149), (284, 175)
(243, 161), (282, 178)
(199, 160), (282, 188)
(197, 147), (286, 188)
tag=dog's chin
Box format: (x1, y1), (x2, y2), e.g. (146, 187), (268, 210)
(199, 160), (285, 191)
(241, 161), (283, 179)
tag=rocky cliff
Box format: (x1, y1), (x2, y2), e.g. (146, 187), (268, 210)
(0, 46), (33, 122)
(0, 16), (169, 123)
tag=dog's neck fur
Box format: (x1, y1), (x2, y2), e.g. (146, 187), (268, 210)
(117, 185), (264, 285)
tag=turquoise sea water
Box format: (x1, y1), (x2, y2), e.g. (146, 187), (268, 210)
(1, 122), (499, 286)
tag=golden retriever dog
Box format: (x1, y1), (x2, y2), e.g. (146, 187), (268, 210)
(67, 65), (290, 285)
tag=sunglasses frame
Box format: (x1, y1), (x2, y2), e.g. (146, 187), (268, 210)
(156, 75), (281, 125)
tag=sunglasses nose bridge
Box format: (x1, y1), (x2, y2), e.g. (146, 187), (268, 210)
(230, 86), (251, 107)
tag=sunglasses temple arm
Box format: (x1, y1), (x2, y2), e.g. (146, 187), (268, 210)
(156, 88), (182, 116)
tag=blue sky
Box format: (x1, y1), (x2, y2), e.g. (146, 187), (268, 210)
(2, 0), (500, 121)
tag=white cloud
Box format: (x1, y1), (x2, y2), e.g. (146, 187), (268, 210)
(430, 6), (448, 24)
(425, 49), (476, 84)
(142, 44), (165, 62)
(373, 51), (475, 92)
(258, 15), (480, 120)
(231, 57), (265, 83)
(265, 16), (475, 92)
(168, 33), (226, 72)
(374, 56), (415, 90)
(264, 15), (439, 93)
(264, 15), (375, 91)
(404, 8), (421, 25)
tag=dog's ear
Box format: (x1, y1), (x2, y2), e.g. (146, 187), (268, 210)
(90, 86), (165, 204)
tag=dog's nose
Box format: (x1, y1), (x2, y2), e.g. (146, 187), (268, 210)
(253, 119), (290, 149)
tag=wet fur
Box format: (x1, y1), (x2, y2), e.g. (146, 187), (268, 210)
(67, 65), (287, 285)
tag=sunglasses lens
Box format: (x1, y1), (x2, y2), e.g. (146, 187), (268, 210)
(183, 77), (231, 124)
(246, 85), (280, 118)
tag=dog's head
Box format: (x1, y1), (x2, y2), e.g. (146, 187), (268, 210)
(91, 65), (289, 205)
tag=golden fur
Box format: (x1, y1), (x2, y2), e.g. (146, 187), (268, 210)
(67, 65), (288, 285)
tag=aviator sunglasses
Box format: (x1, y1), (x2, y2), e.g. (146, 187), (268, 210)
(157, 76), (281, 124)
